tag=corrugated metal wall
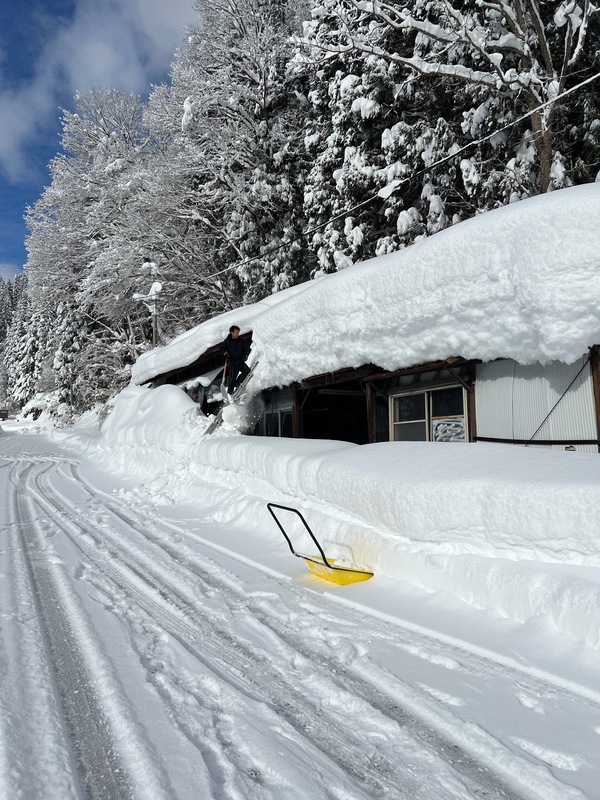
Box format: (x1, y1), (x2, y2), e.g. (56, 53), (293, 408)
(475, 357), (598, 452)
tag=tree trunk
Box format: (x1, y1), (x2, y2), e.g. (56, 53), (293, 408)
(530, 110), (553, 193)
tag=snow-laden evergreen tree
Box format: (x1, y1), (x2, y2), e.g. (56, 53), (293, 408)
(2, 275), (32, 407)
(2, 282), (52, 409)
(7, 272), (27, 315)
(51, 302), (126, 414)
(0, 278), (10, 406)
(294, 0), (470, 272)
(295, 6), (398, 273)
(0, 277), (12, 344)
(295, 0), (599, 272)
(329, 0), (599, 195)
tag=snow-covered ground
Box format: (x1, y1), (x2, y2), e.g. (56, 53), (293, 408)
(2, 383), (600, 799)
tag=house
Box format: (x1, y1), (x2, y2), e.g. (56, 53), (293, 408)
(131, 183), (600, 452)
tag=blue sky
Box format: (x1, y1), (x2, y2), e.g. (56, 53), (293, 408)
(0, 0), (198, 281)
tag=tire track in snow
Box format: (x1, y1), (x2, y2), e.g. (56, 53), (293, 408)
(65, 463), (595, 800)
(34, 459), (536, 800)
(71, 464), (600, 711)
(31, 464), (428, 799)
(8, 459), (173, 800)
(0, 460), (80, 800)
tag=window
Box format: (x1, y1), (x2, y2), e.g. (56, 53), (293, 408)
(264, 409), (292, 437)
(261, 388), (293, 438)
(392, 393), (427, 441)
(391, 385), (467, 442)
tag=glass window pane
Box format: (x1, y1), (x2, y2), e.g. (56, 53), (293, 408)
(393, 394), (425, 422)
(393, 421), (427, 441)
(431, 387), (464, 418)
(265, 413), (279, 437)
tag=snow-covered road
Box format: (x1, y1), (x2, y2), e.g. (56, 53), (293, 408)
(1, 429), (599, 800)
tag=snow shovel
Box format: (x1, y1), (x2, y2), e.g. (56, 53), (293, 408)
(267, 502), (373, 585)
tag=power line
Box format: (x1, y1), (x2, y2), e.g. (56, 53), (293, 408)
(199, 69), (600, 284)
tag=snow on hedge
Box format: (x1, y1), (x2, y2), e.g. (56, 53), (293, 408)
(131, 183), (600, 388)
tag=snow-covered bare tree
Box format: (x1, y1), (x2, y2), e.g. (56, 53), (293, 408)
(25, 90), (154, 412)
(152, 0), (312, 309)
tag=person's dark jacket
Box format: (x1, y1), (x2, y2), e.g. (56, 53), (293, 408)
(221, 334), (251, 364)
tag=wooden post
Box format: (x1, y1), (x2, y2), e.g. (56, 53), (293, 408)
(366, 383), (375, 443)
(467, 364), (477, 443)
(292, 385), (303, 439)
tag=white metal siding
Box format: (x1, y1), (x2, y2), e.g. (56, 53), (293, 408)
(473, 361), (515, 439)
(475, 357), (597, 452)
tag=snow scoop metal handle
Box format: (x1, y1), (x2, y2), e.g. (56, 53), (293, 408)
(266, 503), (333, 569)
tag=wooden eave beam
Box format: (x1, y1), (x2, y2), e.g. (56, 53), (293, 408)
(363, 357), (478, 382)
(297, 365), (376, 388)
(590, 344), (600, 452)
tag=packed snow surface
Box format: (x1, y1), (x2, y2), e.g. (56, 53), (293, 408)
(4, 381), (600, 799)
(132, 184), (600, 388)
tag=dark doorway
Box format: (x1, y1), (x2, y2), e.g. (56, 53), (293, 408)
(300, 380), (368, 444)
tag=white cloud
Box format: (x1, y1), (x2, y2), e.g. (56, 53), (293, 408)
(0, 0), (198, 180)
(0, 264), (22, 281)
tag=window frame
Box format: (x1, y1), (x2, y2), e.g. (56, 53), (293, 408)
(389, 384), (468, 442)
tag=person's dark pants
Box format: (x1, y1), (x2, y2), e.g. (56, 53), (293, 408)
(227, 361), (250, 394)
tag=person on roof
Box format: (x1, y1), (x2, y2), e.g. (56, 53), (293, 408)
(221, 325), (251, 395)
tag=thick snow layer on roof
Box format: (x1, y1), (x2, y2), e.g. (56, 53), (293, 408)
(131, 279), (317, 385)
(131, 184), (600, 388)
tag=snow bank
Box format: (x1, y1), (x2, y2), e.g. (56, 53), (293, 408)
(131, 184), (600, 389)
(66, 385), (600, 650)
(98, 385), (200, 476)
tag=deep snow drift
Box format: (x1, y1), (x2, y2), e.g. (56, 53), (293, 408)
(61, 383), (600, 652)
(132, 183), (600, 389)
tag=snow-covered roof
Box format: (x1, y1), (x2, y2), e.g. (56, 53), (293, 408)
(132, 279), (315, 385)
(131, 183), (600, 389)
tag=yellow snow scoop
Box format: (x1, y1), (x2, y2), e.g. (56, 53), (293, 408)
(267, 503), (373, 585)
